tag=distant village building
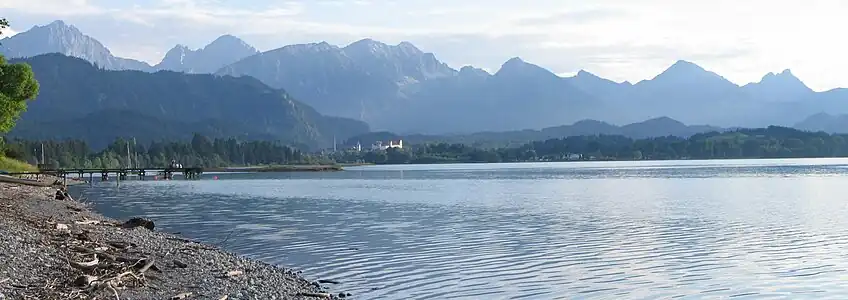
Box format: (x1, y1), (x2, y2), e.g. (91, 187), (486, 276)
(372, 140), (403, 151)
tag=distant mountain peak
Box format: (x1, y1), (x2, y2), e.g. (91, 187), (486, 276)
(639, 59), (735, 88)
(1, 19), (151, 71)
(459, 65), (491, 78)
(663, 60), (707, 74)
(282, 42), (337, 53)
(743, 67), (813, 97)
(645, 116), (684, 125)
(36, 19), (81, 35)
(213, 34), (240, 41)
(504, 57), (525, 65)
(498, 57), (528, 72)
(575, 69), (592, 77)
(576, 69), (606, 80)
(761, 69), (796, 80)
(396, 41), (422, 53)
(344, 39), (424, 56)
(345, 38), (388, 51)
(496, 57), (558, 79)
(808, 112), (833, 119)
(573, 119), (612, 126)
(348, 38), (380, 46)
(206, 34), (252, 49)
(156, 34), (258, 73)
(45, 20), (69, 28)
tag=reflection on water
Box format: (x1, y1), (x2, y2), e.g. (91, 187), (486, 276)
(74, 159), (848, 299)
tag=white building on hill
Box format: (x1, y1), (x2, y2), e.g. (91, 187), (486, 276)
(372, 140), (403, 151)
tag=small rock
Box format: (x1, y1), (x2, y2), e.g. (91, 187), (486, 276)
(122, 217), (155, 230)
(174, 259), (188, 268)
(338, 292), (346, 298)
(226, 270), (244, 277)
(171, 292), (193, 299)
(73, 275), (98, 287)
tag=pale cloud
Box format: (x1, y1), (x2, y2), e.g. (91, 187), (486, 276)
(0, 0), (106, 16)
(2, 27), (19, 38)
(2, 0), (848, 91)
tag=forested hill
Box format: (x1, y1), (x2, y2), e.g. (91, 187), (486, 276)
(332, 126), (848, 164)
(6, 134), (316, 169)
(7, 54), (369, 149)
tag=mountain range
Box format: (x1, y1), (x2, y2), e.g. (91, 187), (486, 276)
(793, 113), (848, 134)
(343, 117), (723, 149)
(3, 20), (848, 137)
(7, 54), (369, 149)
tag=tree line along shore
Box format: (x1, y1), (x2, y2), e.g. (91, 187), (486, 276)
(4, 126), (848, 172)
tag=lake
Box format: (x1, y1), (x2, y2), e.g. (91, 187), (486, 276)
(74, 159), (848, 299)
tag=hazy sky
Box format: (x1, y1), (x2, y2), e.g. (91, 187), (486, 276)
(2, 0), (847, 91)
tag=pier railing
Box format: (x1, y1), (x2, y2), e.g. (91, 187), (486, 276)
(5, 167), (204, 184)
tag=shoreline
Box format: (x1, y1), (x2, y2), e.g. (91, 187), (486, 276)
(204, 165), (344, 173)
(343, 156), (848, 166)
(0, 182), (349, 299)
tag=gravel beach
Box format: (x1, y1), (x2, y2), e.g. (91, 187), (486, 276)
(0, 182), (347, 299)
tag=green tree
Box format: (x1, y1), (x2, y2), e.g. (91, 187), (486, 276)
(0, 24), (40, 133)
(0, 18), (8, 38)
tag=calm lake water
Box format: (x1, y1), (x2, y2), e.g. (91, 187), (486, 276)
(74, 159), (848, 299)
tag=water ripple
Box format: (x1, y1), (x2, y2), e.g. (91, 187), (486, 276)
(73, 159), (848, 299)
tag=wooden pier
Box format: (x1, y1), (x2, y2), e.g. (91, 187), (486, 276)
(6, 167), (204, 185)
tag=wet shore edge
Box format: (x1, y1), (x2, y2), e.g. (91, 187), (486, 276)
(0, 180), (350, 299)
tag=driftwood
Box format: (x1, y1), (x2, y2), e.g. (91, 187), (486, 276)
(107, 241), (133, 250)
(75, 219), (101, 225)
(106, 282), (120, 300)
(296, 292), (331, 298)
(171, 292), (193, 299)
(317, 279), (340, 284)
(69, 255), (100, 270)
(225, 270), (243, 277)
(138, 258), (156, 274)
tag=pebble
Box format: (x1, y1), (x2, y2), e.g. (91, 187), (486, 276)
(0, 182), (331, 299)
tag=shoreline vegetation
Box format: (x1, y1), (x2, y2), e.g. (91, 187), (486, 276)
(4, 126), (848, 172)
(330, 126), (848, 165)
(0, 177), (351, 299)
(13, 126), (817, 171)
